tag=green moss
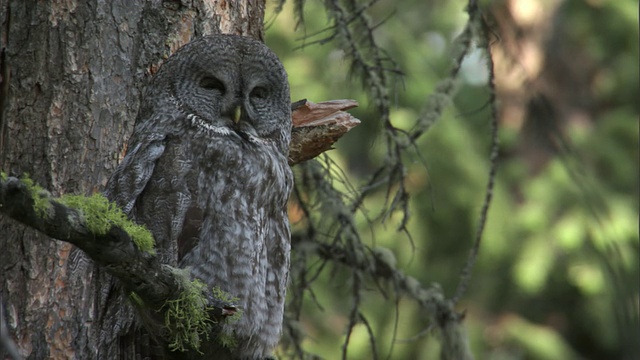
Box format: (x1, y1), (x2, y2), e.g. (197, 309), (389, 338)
(209, 287), (242, 348)
(161, 268), (245, 353)
(211, 286), (238, 304)
(129, 291), (145, 307)
(212, 287), (242, 325)
(163, 269), (214, 353)
(16, 175), (155, 253)
(58, 193), (155, 254)
(122, 222), (155, 254)
(1, 171), (7, 181)
(21, 175), (53, 218)
(217, 330), (238, 349)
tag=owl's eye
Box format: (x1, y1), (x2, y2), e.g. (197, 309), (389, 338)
(199, 77), (225, 94)
(250, 86), (268, 99)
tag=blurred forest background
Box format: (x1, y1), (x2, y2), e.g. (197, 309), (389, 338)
(265, 0), (638, 359)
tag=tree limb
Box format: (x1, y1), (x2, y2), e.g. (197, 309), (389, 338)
(0, 177), (183, 307)
(290, 99), (360, 165)
(0, 174), (242, 356)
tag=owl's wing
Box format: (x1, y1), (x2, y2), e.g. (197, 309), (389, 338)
(104, 133), (166, 216)
(177, 206), (203, 261)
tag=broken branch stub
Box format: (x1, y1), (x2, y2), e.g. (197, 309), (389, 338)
(289, 99), (360, 165)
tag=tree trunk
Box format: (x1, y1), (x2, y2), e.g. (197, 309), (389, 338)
(0, 1), (265, 358)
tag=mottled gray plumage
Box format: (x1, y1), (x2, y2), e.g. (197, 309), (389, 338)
(105, 34), (293, 359)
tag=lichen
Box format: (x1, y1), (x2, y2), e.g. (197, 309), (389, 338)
(161, 267), (245, 353)
(217, 330), (238, 349)
(210, 287), (241, 348)
(58, 193), (155, 254)
(163, 267), (215, 353)
(373, 246), (397, 269)
(211, 286), (238, 305)
(21, 175), (53, 218)
(212, 286), (242, 322)
(129, 291), (145, 307)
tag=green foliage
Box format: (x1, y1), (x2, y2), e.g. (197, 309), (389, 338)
(500, 316), (580, 360)
(58, 193), (155, 254)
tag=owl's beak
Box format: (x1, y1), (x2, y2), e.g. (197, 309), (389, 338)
(233, 106), (242, 124)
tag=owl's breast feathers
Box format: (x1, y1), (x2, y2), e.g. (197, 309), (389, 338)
(174, 126), (293, 259)
(175, 125), (293, 357)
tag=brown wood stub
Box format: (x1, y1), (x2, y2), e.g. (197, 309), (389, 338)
(289, 99), (360, 165)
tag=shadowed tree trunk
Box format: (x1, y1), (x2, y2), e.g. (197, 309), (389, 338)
(0, 1), (265, 358)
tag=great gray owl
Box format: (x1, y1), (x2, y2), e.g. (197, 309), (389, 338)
(104, 34), (293, 359)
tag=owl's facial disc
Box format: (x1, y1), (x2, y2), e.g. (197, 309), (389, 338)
(161, 35), (290, 148)
(181, 73), (238, 130)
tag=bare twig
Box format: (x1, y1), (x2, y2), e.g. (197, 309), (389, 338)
(452, 3), (500, 305)
(304, 238), (473, 359)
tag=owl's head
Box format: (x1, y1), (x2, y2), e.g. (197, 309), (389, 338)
(146, 35), (291, 152)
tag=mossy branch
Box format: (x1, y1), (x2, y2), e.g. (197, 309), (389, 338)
(57, 193), (155, 253)
(0, 176), (165, 294)
(0, 175), (238, 353)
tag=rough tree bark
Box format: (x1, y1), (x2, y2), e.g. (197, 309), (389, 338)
(0, 1), (268, 358)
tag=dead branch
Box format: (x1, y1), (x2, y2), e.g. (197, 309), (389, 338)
(290, 99), (360, 165)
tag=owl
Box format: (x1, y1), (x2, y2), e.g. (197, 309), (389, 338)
(105, 34), (293, 359)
